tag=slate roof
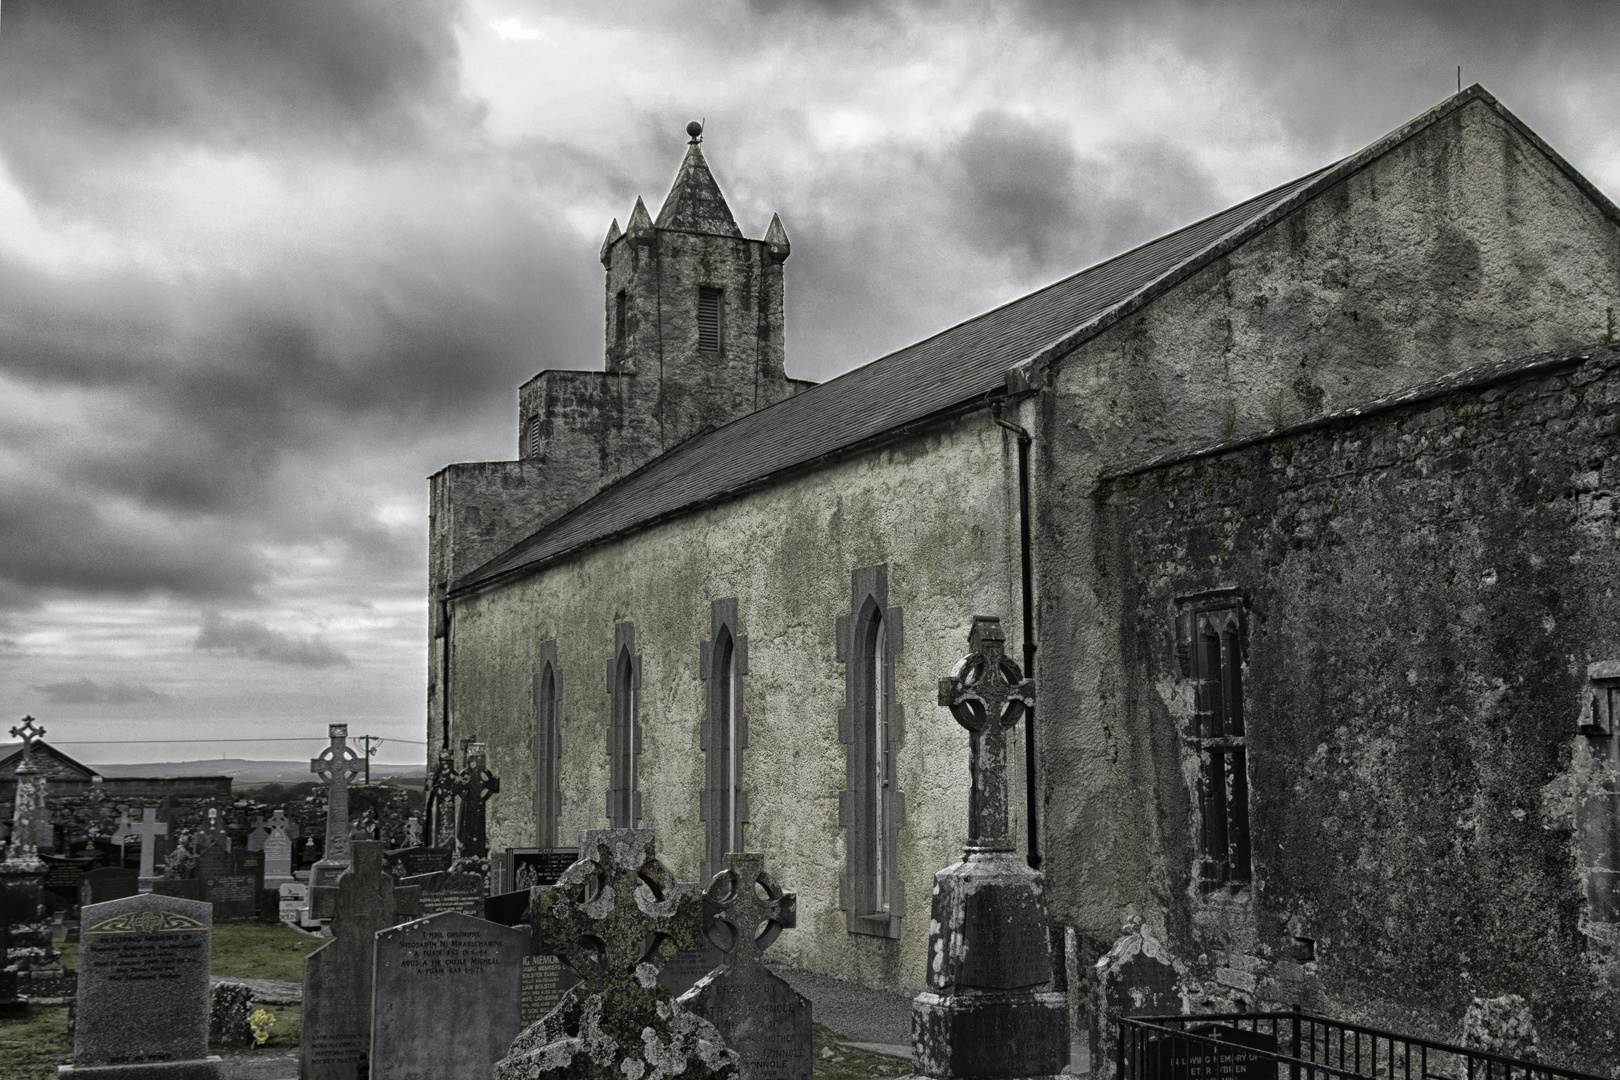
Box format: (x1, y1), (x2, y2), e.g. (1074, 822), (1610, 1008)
(0, 739), (100, 780)
(453, 86), (1618, 595)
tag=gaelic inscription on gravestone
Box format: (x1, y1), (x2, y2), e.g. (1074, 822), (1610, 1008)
(372, 911), (529, 1080)
(63, 892), (222, 1079)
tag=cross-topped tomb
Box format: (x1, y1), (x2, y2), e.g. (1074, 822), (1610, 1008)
(495, 829), (736, 1079)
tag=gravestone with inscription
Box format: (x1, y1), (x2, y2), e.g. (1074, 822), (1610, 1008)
(264, 828), (296, 888)
(519, 952), (579, 1027)
(1146, 1024), (1280, 1080)
(301, 840), (421, 1080)
(63, 892), (223, 1078)
(679, 853), (812, 1080)
(912, 617), (1069, 1080)
(384, 845), (454, 880)
(401, 869), (486, 918)
(278, 881), (308, 925)
(494, 829), (737, 1079)
(205, 874), (257, 922)
(42, 854), (94, 906)
(372, 911), (529, 1080)
(1094, 918), (1184, 1073)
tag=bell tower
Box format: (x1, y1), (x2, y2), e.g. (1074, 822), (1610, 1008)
(597, 121), (796, 448)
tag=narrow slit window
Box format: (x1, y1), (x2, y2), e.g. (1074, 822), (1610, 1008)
(534, 658), (559, 849)
(870, 611), (889, 912)
(606, 624), (641, 830)
(1188, 604), (1250, 889)
(615, 289), (627, 353)
(697, 287), (722, 352)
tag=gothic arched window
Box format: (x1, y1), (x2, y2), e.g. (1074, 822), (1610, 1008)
(837, 564), (905, 938)
(700, 599), (748, 882)
(533, 641), (561, 849)
(606, 622), (641, 828)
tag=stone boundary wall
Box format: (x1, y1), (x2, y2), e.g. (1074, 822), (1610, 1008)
(1096, 343), (1620, 1069)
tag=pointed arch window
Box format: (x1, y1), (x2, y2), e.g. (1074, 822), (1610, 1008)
(837, 564), (905, 938)
(533, 641), (561, 849)
(700, 599), (748, 883)
(1177, 591), (1251, 891)
(605, 622), (642, 828)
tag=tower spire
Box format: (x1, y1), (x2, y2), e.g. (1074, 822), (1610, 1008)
(655, 121), (742, 237)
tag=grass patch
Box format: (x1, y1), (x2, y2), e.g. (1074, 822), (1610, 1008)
(0, 1004), (72, 1080)
(811, 1023), (910, 1078)
(210, 922), (325, 982)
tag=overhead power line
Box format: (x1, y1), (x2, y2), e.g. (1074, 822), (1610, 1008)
(27, 736), (428, 746)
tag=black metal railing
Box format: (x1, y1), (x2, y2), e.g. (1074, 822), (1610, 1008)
(1118, 1012), (1611, 1080)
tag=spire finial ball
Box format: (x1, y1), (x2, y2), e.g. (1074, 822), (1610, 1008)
(686, 120), (703, 142)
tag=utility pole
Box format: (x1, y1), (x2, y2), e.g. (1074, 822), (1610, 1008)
(356, 735), (380, 784)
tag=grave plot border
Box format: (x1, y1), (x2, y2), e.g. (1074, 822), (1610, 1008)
(1118, 1013), (1606, 1080)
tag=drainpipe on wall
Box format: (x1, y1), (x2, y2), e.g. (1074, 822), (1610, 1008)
(992, 400), (1040, 870)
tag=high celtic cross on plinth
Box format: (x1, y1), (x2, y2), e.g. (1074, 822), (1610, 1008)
(494, 829), (738, 1080)
(3, 717), (47, 873)
(679, 852), (813, 1080)
(939, 619), (1034, 852)
(913, 616), (1069, 1080)
(310, 723), (364, 885)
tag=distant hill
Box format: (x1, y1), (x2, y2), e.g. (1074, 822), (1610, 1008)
(92, 758), (426, 785)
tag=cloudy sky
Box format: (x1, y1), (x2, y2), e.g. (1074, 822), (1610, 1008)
(0, 0), (1616, 767)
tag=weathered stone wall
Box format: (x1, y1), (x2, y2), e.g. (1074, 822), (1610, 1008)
(447, 410), (1025, 994)
(1035, 96), (1620, 954)
(1096, 345), (1620, 1068)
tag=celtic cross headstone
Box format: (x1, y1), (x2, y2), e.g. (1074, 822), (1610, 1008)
(494, 829), (737, 1079)
(428, 747), (457, 847)
(912, 616), (1069, 1080)
(679, 853), (812, 1080)
(453, 740), (500, 860)
(310, 723), (364, 886)
(302, 840), (420, 1080)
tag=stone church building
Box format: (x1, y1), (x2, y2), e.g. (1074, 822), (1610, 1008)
(431, 87), (1620, 1067)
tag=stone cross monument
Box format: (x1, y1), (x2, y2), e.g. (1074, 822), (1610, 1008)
(911, 616), (1068, 1080)
(111, 807), (170, 890)
(2, 717), (47, 875)
(310, 723), (364, 887)
(427, 746), (457, 848)
(494, 829), (737, 1079)
(453, 740), (499, 860)
(679, 852), (812, 1079)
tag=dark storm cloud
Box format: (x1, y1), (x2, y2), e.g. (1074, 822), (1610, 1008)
(0, 0), (478, 201)
(195, 613), (349, 668)
(31, 678), (169, 706)
(946, 111), (1220, 272)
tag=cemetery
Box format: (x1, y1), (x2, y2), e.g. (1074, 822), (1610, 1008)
(3, 624), (1602, 1080)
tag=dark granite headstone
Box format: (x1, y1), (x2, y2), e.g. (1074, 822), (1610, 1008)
(1147, 1025), (1280, 1080)
(485, 889), (531, 926)
(679, 853), (812, 1080)
(205, 875), (257, 922)
(197, 846), (232, 881)
(384, 845), (453, 879)
(150, 879), (208, 902)
(508, 848), (579, 891)
(79, 866), (138, 907)
(63, 892), (222, 1078)
(372, 911), (530, 1080)
(42, 855), (94, 905)
(401, 870), (486, 918)
(301, 840), (421, 1080)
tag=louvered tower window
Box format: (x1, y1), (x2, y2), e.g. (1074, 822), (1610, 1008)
(697, 287), (722, 352)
